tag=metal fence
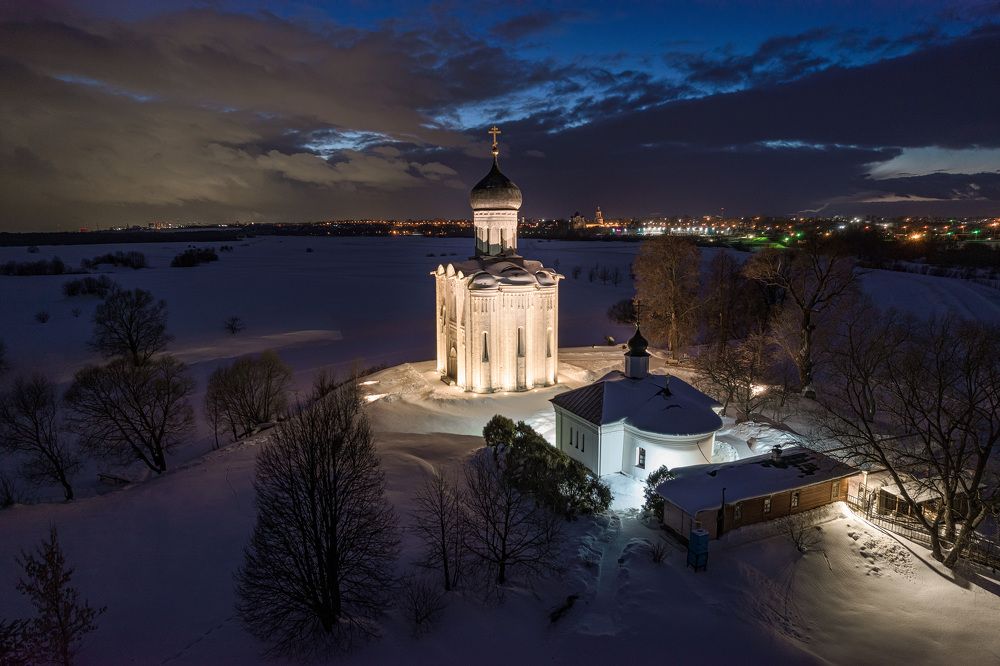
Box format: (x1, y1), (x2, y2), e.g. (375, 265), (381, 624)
(845, 495), (1000, 571)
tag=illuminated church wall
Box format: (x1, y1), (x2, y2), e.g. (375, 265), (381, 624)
(432, 127), (561, 393)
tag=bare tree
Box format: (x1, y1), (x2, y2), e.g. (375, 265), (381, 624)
(702, 251), (770, 346)
(0, 375), (78, 501)
(411, 470), (465, 591)
(64, 356), (194, 474)
(399, 572), (447, 638)
(610, 266), (623, 286)
(786, 514), (823, 553)
(205, 351), (292, 446)
(235, 378), (399, 656)
(633, 236), (701, 359)
(223, 316), (245, 335)
(694, 333), (772, 421)
(0, 471), (24, 508)
(91, 288), (171, 365)
(744, 243), (858, 394)
(16, 527), (104, 666)
(462, 451), (561, 587)
(821, 304), (1000, 568)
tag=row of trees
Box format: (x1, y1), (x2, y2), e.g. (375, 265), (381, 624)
(633, 236), (859, 398)
(1, 288), (291, 503)
(235, 385), (612, 656)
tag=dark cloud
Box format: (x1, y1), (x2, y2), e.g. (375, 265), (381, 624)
(491, 11), (562, 40)
(859, 172), (1000, 202)
(1, 5), (999, 230)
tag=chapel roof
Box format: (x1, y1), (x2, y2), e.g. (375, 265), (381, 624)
(550, 371), (722, 436)
(437, 255), (560, 289)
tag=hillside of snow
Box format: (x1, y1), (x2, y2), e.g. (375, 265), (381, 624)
(2, 235), (1000, 663)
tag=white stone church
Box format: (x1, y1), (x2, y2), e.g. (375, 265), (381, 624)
(431, 128), (561, 392)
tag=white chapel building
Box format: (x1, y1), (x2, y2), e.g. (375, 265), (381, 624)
(432, 127), (562, 392)
(551, 326), (724, 480)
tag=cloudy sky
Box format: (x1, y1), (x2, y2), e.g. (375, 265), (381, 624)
(1, 0), (999, 230)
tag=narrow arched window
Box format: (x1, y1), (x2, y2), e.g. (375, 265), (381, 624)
(517, 326), (525, 357)
(482, 331), (489, 362)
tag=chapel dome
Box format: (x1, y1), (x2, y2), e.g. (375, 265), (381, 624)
(470, 157), (522, 211)
(626, 325), (650, 357)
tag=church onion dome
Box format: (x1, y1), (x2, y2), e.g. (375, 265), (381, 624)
(626, 325), (650, 357)
(470, 156), (522, 211)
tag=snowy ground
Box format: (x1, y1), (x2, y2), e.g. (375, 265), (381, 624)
(3, 427), (998, 665)
(3, 236), (1000, 663)
(0, 236), (638, 498)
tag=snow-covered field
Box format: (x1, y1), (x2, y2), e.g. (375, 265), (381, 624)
(2, 361), (998, 664)
(0, 236), (638, 492)
(3, 235), (1000, 663)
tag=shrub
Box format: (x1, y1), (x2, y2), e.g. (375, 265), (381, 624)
(607, 298), (637, 325)
(26, 246), (39, 254)
(62, 275), (117, 298)
(34, 311), (50, 324)
(642, 465), (673, 521)
(81, 251), (147, 270)
(650, 539), (669, 564)
(0, 258), (66, 276)
(170, 247), (218, 268)
(482, 415), (612, 519)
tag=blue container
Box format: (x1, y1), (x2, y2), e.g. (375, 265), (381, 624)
(687, 528), (709, 572)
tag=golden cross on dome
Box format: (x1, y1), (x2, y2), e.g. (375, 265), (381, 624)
(488, 125), (501, 156)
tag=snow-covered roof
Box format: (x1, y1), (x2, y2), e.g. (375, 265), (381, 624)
(550, 371), (723, 437)
(656, 446), (858, 515)
(436, 255), (560, 289)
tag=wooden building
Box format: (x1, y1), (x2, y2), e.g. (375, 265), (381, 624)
(657, 446), (859, 540)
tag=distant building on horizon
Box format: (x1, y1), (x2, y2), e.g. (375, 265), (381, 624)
(430, 127), (562, 392)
